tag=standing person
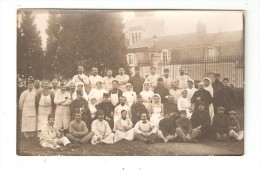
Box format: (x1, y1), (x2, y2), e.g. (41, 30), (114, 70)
(163, 95), (179, 121)
(115, 68), (129, 92)
(89, 67), (103, 91)
(109, 80), (123, 106)
(18, 81), (37, 138)
(191, 82), (213, 120)
(36, 80), (56, 135)
(216, 78), (237, 115)
(88, 81), (108, 105)
(114, 96), (131, 128)
(145, 66), (159, 91)
(154, 78), (169, 104)
(131, 95), (148, 126)
(123, 83), (137, 107)
(71, 90), (91, 130)
(114, 110), (134, 143)
(147, 94), (164, 127)
(177, 90), (193, 119)
(190, 102), (211, 140)
(227, 111), (244, 141)
(140, 82), (154, 109)
(54, 82), (72, 131)
(211, 73), (224, 104)
(212, 107), (229, 141)
(134, 113), (158, 144)
(72, 82), (88, 101)
(88, 97), (98, 126)
(72, 65), (90, 93)
(66, 110), (93, 144)
(33, 80), (42, 94)
(158, 112), (177, 143)
(51, 79), (60, 96)
(162, 69), (174, 90)
(176, 110), (199, 143)
(169, 82), (182, 104)
(103, 69), (115, 92)
(91, 110), (115, 145)
(175, 66), (190, 89)
(129, 66), (145, 95)
(96, 93), (115, 129)
(186, 79), (197, 99)
(40, 113), (72, 149)
(203, 77), (215, 125)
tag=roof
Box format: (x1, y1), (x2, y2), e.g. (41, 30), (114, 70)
(127, 30), (243, 52)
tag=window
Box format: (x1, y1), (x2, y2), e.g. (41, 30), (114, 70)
(127, 53), (135, 65)
(206, 47), (216, 60)
(161, 49), (171, 63)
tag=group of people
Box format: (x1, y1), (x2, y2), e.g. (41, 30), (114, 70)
(18, 65), (243, 149)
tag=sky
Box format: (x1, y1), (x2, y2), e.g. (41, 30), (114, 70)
(31, 10), (244, 49)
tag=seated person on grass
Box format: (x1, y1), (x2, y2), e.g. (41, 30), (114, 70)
(114, 110), (134, 143)
(66, 109), (94, 144)
(212, 107), (228, 141)
(134, 113), (158, 144)
(190, 101), (211, 140)
(158, 112), (177, 143)
(91, 110), (115, 145)
(176, 110), (199, 143)
(40, 113), (71, 149)
(227, 111), (244, 141)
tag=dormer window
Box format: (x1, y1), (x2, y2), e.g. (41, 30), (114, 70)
(127, 53), (135, 65)
(161, 49), (171, 63)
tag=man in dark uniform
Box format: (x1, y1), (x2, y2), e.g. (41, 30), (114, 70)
(191, 82), (213, 113)
(129, 66), (145, 95)
(215, 78), (237, 115)
(212, 73), (224, 112)
(131, 94), (148, 125)
(154, 78), (169, 104)
(163, 95), (179, 122)
(96, 93), (115, 129)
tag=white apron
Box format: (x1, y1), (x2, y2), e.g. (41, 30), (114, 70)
(150, 106), (163, 127)
(37, 94), (52, 131)
(111, 90), (119, 106)
(21, 91), (36, 132)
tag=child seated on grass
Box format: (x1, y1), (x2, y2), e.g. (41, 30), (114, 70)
(40, 113), (71, 149)
(176, 110), (199, 143)
(212, 107), (228, 141)
(227, 111), (244, 141)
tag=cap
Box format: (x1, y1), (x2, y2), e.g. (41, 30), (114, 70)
(103, 93), (110, 97)
(157, 77), (163, 82)
(214, 73), (221, 76)
(217, 106), (225, 111)
(197, 101), (205, 106)
(163, 69), (169, 72)
(172, 81), (178, 85)
(228, 111), (237, 115)
(135, 66), (140, 71)
(223, 78), (229, 82)
(179, 66), (185, 71)
(76, 90), (83, 95)
(96, 110), (104, 116)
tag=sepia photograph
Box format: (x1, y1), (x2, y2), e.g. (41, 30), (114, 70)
(17, 9), (244, 156)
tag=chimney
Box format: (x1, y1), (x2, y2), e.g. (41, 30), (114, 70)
(196, 20), (207, 34)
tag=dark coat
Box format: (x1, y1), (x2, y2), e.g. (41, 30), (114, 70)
(154, 86), (169, 104)
(212, 114), (229, 134)
(131, 102), (148, 125)
(129, 75), (145, 95)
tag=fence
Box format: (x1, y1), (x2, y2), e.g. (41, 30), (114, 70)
(156, 55), (244, 88)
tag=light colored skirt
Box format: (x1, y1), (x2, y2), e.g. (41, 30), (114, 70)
(37, 106), (52, 131)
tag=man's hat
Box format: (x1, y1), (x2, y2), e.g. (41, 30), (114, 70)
(179, 66), (185, 71)
(97, 110), (104, 116)
(214, 73), (221, 77)
(172, 81), (178, 85)
(163, 68), (169, 72)
(157, 77), (163, 82)
(217, 106), (225, 111)
(103, 93), (110, 97)
(223, 78), (229, 82)
(197, 101), (205, 106)
(228, 111), (237, 115)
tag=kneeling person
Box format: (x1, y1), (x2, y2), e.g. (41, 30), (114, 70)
(158, 112), (177, 143)
(134, 113), (158, 144)
(40, 113), (71, 149)
(91, 110), (115, 145)
(176, 110), (199, 143)
(114, 110), (134, 143)
(228, 111), (244, 141)
(66, 110), (94, 144)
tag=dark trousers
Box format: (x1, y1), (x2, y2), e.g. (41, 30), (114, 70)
(134, 132), (157, 142)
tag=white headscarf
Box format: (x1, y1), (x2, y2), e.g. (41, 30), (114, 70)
(88, 97), (97, 115)
(152, 93), (162, 104)
(125, 83), (133, 91)
(72, 82), (88, 100)
(143, 81), (152, 91)
(203, 77), (214, 96)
